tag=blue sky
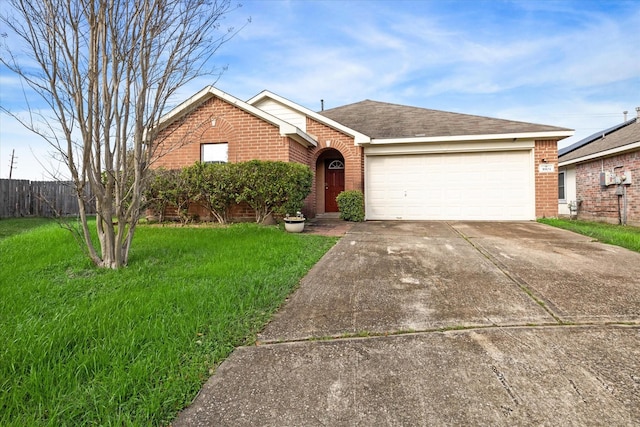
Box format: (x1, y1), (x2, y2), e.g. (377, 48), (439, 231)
(1, 0), (639, 180)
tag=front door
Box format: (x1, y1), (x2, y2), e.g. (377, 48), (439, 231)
(325, 159), (345, 212)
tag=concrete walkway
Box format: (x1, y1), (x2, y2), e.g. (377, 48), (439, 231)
(172, 221), (640, 426)
(303, 216), (354, 237)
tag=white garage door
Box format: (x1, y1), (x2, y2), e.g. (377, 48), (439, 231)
(366, 151), (534, 220)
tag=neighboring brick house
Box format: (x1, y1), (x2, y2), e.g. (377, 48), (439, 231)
(558, 108), (640, 226)
(154, 86), (573, 221)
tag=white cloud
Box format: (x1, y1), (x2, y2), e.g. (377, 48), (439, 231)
(2, 0), (639, 179)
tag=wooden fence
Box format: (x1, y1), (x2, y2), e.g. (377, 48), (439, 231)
(0, 179), (95, 218)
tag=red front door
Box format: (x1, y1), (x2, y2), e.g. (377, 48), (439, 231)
(325, 159), (345, 212)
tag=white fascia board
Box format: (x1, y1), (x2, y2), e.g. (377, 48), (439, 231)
(285, 125), (318, 147)
(248, 91), (371, 145)
(158, 85), (281, 127)
(368, 130), (574, 145)
(364, 139), (535, 156)
(559, 141), (640, 167)
(157, 85), (215, 127)
(158, 86), (316, 147)
(216, 91), (316, 146)
(208, 86), (287, 129)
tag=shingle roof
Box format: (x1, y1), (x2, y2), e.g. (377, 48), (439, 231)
(559, 119), (640, 162)
(319, 99), (571, 139)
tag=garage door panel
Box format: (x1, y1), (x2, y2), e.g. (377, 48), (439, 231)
(366, 151), (533, 221)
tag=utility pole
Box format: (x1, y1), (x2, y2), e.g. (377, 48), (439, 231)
(9, 149), (16, 179)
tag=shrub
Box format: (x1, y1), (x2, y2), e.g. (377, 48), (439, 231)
(170, 170), (194, 225)
(279, 162), (313, 217)
(143, 169), (191, 224)
(235, 161), (313, 223)
(182, 162), (238, 224)
(336, 190), (365, 222)
(144, 169), (174, 222)
(146, 161), (313, 224)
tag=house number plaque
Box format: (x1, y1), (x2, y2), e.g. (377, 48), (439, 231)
(538, 164), (555, 173)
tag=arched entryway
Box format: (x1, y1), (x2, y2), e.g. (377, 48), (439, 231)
(316, 149), (345, 214)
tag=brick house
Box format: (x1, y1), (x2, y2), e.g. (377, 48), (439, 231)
(154, 86), (573, 221)
(558, 108), (640, 226)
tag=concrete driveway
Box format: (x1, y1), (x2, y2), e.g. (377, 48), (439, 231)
(173, 221), (640, 426)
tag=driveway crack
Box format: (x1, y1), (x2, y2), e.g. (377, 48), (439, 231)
(446, 222), (563, 324)
(254, 322), (639, 346)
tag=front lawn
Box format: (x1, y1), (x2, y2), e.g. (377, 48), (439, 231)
(538, 218), (640, 253)
(0, 217), (55, 240)
(0, 219), (337, 426)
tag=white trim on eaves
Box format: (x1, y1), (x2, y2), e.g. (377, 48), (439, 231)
(157, 86), (317, 147)
(371, 130), (574, 145)
(248, 91), (371, 145)
(559, 141), (640, 167)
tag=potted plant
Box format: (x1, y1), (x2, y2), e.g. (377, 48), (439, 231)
(284, 211), (305, 233)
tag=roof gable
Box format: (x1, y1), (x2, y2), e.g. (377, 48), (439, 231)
(320, 100), (573, 141)
(157, 86), (316, 147)
(251, 97), (307, 132)
(248, 91), (371, 144)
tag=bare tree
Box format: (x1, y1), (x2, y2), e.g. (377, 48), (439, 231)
(0, 0), (244, 268)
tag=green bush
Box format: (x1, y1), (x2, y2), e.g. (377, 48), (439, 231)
(279, 162), (314, 217)
(235, 160), (313, 223)
(144, 169), (192, 224)
(144, 169), (176, 222)
(146, 161), (313, 224)
(336, 190), (365, 222)
(182, 162), (239, 224)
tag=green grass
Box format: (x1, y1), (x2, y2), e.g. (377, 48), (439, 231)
(0, 219), (337, 426)
(538, 218), (640, 253)
(0, 217), (55, 240)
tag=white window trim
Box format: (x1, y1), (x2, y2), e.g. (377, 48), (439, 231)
(558, 170), (566, 203)
(328, 159), (345, 170)
(201, 143), (228, 164)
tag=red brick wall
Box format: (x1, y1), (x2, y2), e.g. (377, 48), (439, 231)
(575, 150), (639, 226)
(154, 97), (295, 170)
(152, 95), (316, 221)
(534, 140), (559, 218)
(306, 117), (364, 216)
(289, 139), (311, 165)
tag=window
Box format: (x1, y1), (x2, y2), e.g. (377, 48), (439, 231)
(327, 159), (344, 169)
(558, 170), (566, 201)
(201, 143), (228, 163)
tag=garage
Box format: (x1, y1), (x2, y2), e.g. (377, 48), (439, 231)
(365, 150), (534, 221)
